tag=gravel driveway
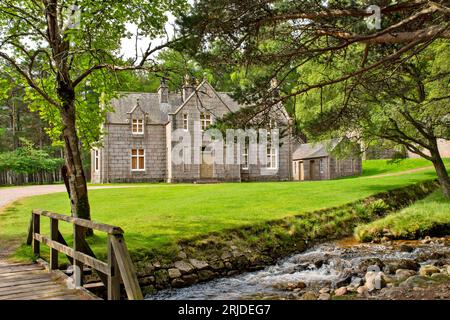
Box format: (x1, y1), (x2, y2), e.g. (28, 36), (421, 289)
(0, 184), (135, 209)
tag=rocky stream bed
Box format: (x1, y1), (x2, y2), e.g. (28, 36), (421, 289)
(146, 236), (450, 300)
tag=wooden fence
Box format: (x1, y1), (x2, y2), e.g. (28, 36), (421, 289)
(26, 209), (143, 300)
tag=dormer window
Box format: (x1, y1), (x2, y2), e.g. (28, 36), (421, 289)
(132, 119), (144, 134)
(200, 112), (212, 131)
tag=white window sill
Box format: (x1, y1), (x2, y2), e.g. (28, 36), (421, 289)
(131, 169), (146, 172)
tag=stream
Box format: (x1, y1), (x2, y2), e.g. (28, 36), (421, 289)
(146, 237), (450, 300)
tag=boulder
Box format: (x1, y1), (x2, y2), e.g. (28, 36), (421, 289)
(365, 271), (386, 291)
(171, 278), (185, 288)
(349, 277), (363, 288)
(181, 274), (199, 285)
(210, 260), (225, 271)
(384, 259), (420, 273)
(399, 244), (414, 253)
(177, 251), (187, 259)
(198, 270), (215, 281)
(168, 268), (182, 279)
(430, 273), (449, 282)
(334, 287), (347, 296)
(358, 258), (384, 273)
(301, 291), (318, 300)
(318, 293), (331, 300)
(399, 275), (429, 288)
(395, 269), (416, 280)
(419, 265), (440, 276)
(189, 259), (210, 270)
(319, 287), (330, 294)
(174, 260), (195, 274)
(356, 285), (368, 297)
(221, 251), (232, 260)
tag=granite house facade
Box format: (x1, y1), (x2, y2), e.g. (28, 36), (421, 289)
(91, 78), (294, 183)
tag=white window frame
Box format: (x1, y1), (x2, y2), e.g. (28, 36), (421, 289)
(131, 148), (145, 171)
(132, 118), (144, 135)
(94, 149), (100, 172)
(267, 145), (278, 169)
(200, 112), (212, 131)
(242, 146), (249, 170)
(183, 114), (189, 131)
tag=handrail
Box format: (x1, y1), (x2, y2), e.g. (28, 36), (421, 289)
(27, 209), (143, 300)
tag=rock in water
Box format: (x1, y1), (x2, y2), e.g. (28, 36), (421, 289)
(395, 269), (416, 280)
(334, 287), (348, 296)
(357, 286), (368, 297)
(399, 244), (414, 253)
(419, 265), (440, 276)
(318, 293), (331, 300)
(301, 291), (318, 300)
(365, 271), (386, 291)
(399, 275), (429, 288)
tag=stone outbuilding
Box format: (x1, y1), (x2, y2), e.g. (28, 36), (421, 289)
(292, 139), (362, 180)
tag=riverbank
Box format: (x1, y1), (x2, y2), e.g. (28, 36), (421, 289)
(146, 236), (450, 300)
(132, 180), (439, 295)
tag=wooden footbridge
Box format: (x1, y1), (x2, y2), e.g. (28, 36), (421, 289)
(0, 209), (143, 300)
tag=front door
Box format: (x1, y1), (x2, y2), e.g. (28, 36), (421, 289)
(200, 151), (213, 179)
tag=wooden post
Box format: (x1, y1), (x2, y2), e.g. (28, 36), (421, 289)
(26, 214), (33, 245)
(110, 234), (143, 300)
(50, 218), (59, 270)
(73, 224), (84, 287)
(32, 213), (40, 256)
(107, 235), (121, 300)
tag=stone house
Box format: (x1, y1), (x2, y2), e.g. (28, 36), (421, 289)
(292, 139), (362, 180)
(91, 78), (293, 183)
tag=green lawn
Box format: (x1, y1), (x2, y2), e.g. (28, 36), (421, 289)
(362, 158), (449, 176)
(355, 190), (450, 241)
(1, 159), (446, 261)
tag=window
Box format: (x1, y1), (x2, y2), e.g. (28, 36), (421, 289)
(131, 149), (145, 171)
(132, 119), (144, 134)
(200, 112), (212, 131)
(183, 146), (190, 171)
(94, 149), (99, 172)
(267, 145), (277, 169)
(319, 159), (324, 174)
(183, 114), (188, 131)
(242, 146), (249, 169)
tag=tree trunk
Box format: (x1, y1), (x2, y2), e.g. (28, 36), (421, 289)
(430, 143), (450, 198)
(59, 94), (92, 225)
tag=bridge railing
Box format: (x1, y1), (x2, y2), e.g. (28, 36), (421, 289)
(26, 209), (143, 300)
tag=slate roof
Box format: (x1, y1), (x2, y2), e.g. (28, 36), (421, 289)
(107, 92), (182, 124)
(292, 138), (341, 160)
(106, 81), (241, 124)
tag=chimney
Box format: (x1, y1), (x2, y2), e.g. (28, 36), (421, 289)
(158, 77), (169, 104)
(182, 74), (195, 102)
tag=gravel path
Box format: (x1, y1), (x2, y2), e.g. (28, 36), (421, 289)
(0, 184), (137, 210)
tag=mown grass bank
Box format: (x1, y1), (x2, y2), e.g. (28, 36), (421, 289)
(0, 168), (442, 262)
(355, 190), (450, 242)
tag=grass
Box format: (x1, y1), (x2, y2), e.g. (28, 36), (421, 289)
(1, 158), (446, 263)
(355, 190), (450, 241)
(362, 158), (450, 176)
